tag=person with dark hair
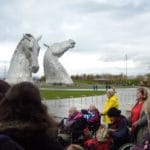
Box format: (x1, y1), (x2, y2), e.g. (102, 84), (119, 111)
(0, 80), (24, 149)
(107, 107), (129, 150)
(0, 80), (10, 101)
(129, 87), (149, 146)
(0, 82), (63, 150)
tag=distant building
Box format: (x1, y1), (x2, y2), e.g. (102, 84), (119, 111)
(94, 78), (111, 84)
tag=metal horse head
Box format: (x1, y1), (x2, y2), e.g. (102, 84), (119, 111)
(22, 34), (42, 73)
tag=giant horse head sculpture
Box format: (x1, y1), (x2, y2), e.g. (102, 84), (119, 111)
(43, 39), (75, 84)
(6, 34), (42, 84)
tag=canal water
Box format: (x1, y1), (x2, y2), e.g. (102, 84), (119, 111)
(43, 88), (138, 119)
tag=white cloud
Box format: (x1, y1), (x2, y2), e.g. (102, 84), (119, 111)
(0, 0), (150, 78)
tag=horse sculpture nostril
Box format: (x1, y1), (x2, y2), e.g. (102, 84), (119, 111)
(32, 66), (39, 73)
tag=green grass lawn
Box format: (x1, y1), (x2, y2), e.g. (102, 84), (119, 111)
(40, 90), (106, 100)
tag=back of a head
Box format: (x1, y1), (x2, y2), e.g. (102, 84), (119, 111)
(107, 107), (121, 117)
(0, 82), (58, 140)
(0, 82), (45, 122)
(9, 81), (41, 102)
(5, 81), (42, 108)
(107, 88), (115, 97)
(89, 104), (97, 111)
(69, 107), (78, 115)
(137, 87), (149, 100)
(0, 80), (10, 101)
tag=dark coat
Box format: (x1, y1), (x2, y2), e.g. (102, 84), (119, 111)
(63, 112), (87, 141)
(0, 134), (24, 150)
(0, 121), (63, 150)
(109, 115), (129, 149)
(70, 117), (87, 141)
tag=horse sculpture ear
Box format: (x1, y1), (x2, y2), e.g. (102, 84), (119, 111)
(23, 34), (31, 41)
(43, 43), (50, 48)
(37, 35), (42, 41)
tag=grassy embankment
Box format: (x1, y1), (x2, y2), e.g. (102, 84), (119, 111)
(40, 90), (106, 100)
(39, 79), (107, 100)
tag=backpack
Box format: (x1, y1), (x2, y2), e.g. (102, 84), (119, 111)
(96, 125), (109, 142)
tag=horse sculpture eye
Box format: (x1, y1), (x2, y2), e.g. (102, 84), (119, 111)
(38, 47), (40, 53)
(29, 47), (33, 51)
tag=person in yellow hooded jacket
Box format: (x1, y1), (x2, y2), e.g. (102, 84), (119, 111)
(102, 89), (119, 124)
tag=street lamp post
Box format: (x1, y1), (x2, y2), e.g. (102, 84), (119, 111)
(125, 54), (127, 78)
(125, 54), (128, 85)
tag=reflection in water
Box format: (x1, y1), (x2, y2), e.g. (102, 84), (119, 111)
(43, 88), (137, 119)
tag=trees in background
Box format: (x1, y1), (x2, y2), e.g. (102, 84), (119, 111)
(71, 73), (150, 86)
(38, 73), (150, 87)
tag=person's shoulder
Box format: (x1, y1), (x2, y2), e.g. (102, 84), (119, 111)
(111, 95), (119, 100)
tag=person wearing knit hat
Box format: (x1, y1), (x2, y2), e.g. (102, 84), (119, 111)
(107, 107), (121, 118)
(107, 107), (129, 150)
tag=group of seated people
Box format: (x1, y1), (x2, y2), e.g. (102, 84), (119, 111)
(84, 107), (130, 150)
(58, 104), (101, 145)
(58, 105), (130, 150)
(59, 106), (150, 150)
(58, 87), (150, 150)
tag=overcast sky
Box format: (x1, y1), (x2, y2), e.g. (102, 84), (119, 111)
(0, 0), (150, 77)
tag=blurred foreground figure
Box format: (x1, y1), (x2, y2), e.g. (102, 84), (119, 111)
(0, 82), (63, 150)
(0, 80), (10, 101)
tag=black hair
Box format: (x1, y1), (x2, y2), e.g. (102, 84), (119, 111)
(107, 107), (121, 117)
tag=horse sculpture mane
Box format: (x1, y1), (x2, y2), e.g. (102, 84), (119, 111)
(43, 39), (75, 84)
(6, 34), (42, 84)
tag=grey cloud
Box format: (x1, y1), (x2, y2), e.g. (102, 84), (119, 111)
(132, 55), (150, 68)
(0, 0), (150, 75)
(0, 0), (66, 42)
(64, 0), (150, 17)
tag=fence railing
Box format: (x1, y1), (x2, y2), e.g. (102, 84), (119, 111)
(43, 89), (136, 118)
